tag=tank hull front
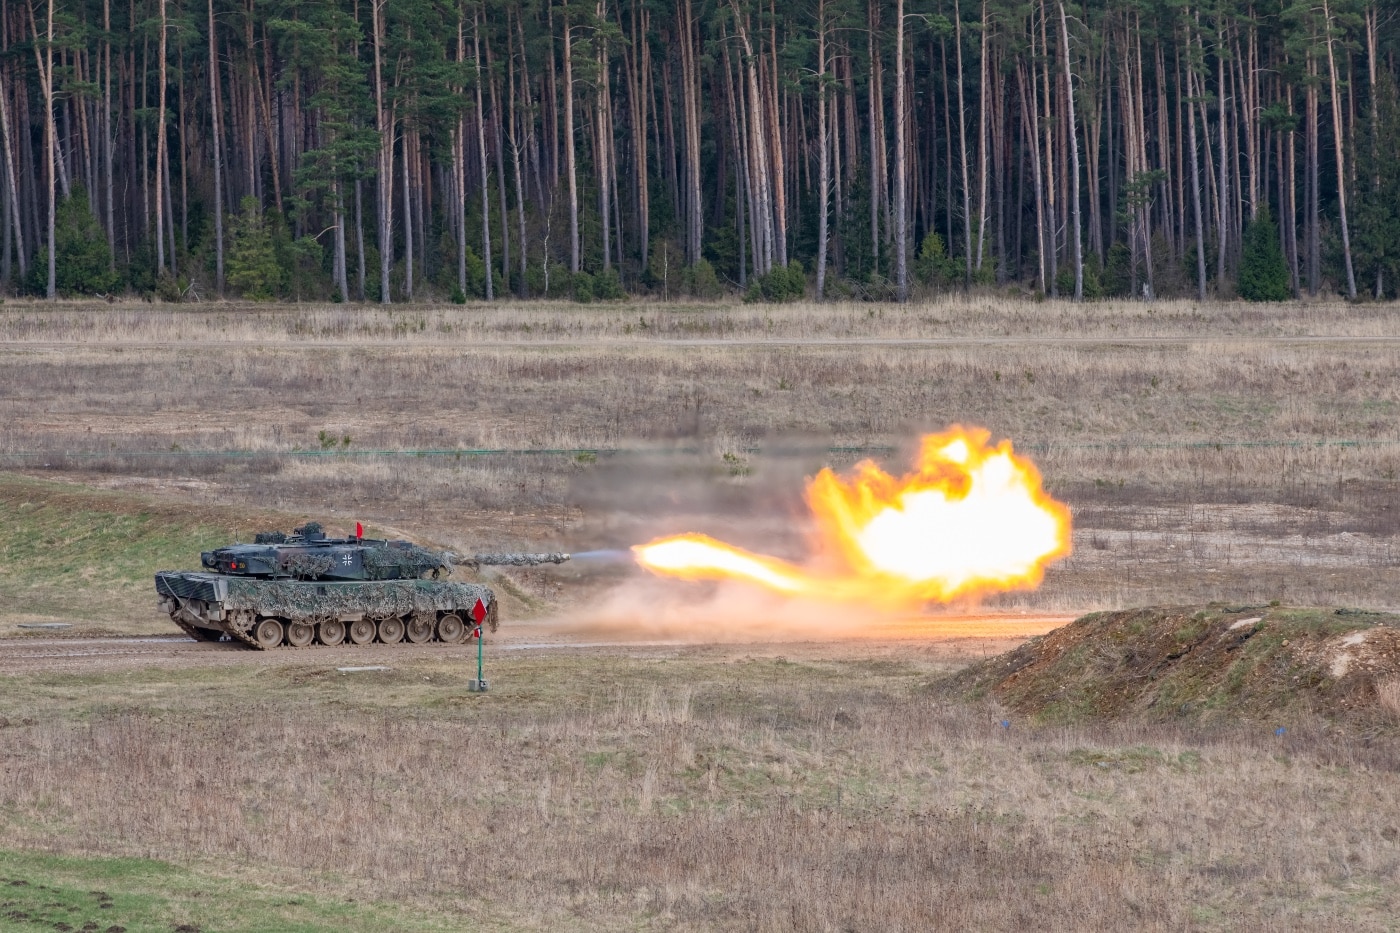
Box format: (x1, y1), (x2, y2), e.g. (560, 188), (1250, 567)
(155, 571), (497, 649)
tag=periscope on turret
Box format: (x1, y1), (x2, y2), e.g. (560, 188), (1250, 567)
(152, 523), (567, 651)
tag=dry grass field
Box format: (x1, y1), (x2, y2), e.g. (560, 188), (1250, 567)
(3, 298), (1399, 618)
(3, 649), (1400, 931)
(2, 297), (1400, 930)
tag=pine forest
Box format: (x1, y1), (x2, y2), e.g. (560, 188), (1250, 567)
(4, 0), (1400, 303)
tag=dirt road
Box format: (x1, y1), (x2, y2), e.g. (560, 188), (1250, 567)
(0, 614), (1071, 674)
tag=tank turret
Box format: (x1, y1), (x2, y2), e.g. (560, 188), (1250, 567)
(199, 522), (454, 582)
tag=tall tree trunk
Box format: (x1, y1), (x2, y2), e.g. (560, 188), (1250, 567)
(1040, 2), (1058, 293)
(207, 0), (224, 294)
(512, 10), (529, 294)
(1306, 57), (1319, 295)
(102, 0), (113, 274)
(1216, 27), (1228, 288)
(402, 130), (413, 299)
(455, 16), (468, 295)
(43, 0), (56, 297)
(815, 0), (829, 301)
(562, 4), (579, 275)
(371, 0), (392, 303)
(1058, 1), (1082, 300)
(355, 176), (366, 300)
(955, 0), (971, 282)
(1019, 63), (1047, 293)
(975, 0), (988, 272)
(894, 0), (908, 300)
(1322, 0), (1356, 300)
(480, 39), (508, 285)
(0, 61), (27, 279)
(476, 10), (493, 300)
(681, 0), (703, 266)
(1185, 16), (1206, 300)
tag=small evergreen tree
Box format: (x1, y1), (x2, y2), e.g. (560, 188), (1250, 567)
(914, 232), (958, 287)
(226, 197), (283, 300)
(1352, 71), (1400, 299)
(28, 189), (118, 297)
(1238, 208), (1292, 301)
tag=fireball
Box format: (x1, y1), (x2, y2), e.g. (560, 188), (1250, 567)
(632, 427), (1071, 607)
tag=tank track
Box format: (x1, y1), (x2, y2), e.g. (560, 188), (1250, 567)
(167, 614), (212, 642)
(176, 609), (494, 651)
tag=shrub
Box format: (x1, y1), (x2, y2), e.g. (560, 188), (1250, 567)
(593, 267), (627, 300)
(27, 189), (119, 297)
(744, 261), (806, 303)
(682, 258), (722, 298)
(573, 270), (595, 303)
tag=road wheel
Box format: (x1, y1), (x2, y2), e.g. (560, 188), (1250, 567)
(437, 613), (465, 644)
(253, 617), (284, 649)
(348, 619), (376, 645)
(285, 621), (315, 648)
(378, 617), (405, 644)
(318, 620), (346, 646)
(406, 616), (434, 644)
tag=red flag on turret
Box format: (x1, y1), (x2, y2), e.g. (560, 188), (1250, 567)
(355, 521), (363, 539)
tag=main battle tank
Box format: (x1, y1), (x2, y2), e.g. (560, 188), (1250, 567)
(155, 522), (569, 650)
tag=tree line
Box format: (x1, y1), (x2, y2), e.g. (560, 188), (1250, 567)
(5, 0), (1399, 303)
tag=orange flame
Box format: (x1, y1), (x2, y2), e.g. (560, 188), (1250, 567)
(632, 427), (1072, 607)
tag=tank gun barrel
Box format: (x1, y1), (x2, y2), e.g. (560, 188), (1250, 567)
(456, 552), (571, 569)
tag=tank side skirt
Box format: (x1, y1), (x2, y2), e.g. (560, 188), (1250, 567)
(156, 572), (494, 651)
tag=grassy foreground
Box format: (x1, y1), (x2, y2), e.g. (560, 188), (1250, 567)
(2, 651), (1399, 930)
(0, 850), (459, 933)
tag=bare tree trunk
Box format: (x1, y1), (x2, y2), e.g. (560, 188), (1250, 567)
(767, 0), (787, 267)
(1057, 1), (1082, 300)
(371, 0), (392, 303)
(954, 0), (971, 282)
(1018, 63), (1047, 293)
(681, 0), (703, 266)
(1322, 0), (1356, 300)
(595, 2), (612, 270)
(1040, 2), (1058, 293)
(475, 11), (493, 300)
(1216, 28), (1228, 288)
(455, 19), (467, 294)
(867, 3), (880, 273)
(562, 4), (579, 275)
(510, 11), (528, 295)
(355, 177), (366, 300)
(816, 0), (829, 301)
(207, 0), (224, 294)
(42, 0), (56, 296)
(1306, 57), (1319, 295)
(103, 0), (113, 273)
(625, 0), (648, 273)
(0, 63), (27, 279)
(1185, 15), (1206, 300)
(894, 0), (908, 300)
(333, 179), (348, 300)
(974, 0), (988, 272)
(402, 131), (413, 300)
(732, 4), (772, 275)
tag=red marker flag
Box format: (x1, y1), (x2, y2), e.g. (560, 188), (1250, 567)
(355, 521), (363, 539)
